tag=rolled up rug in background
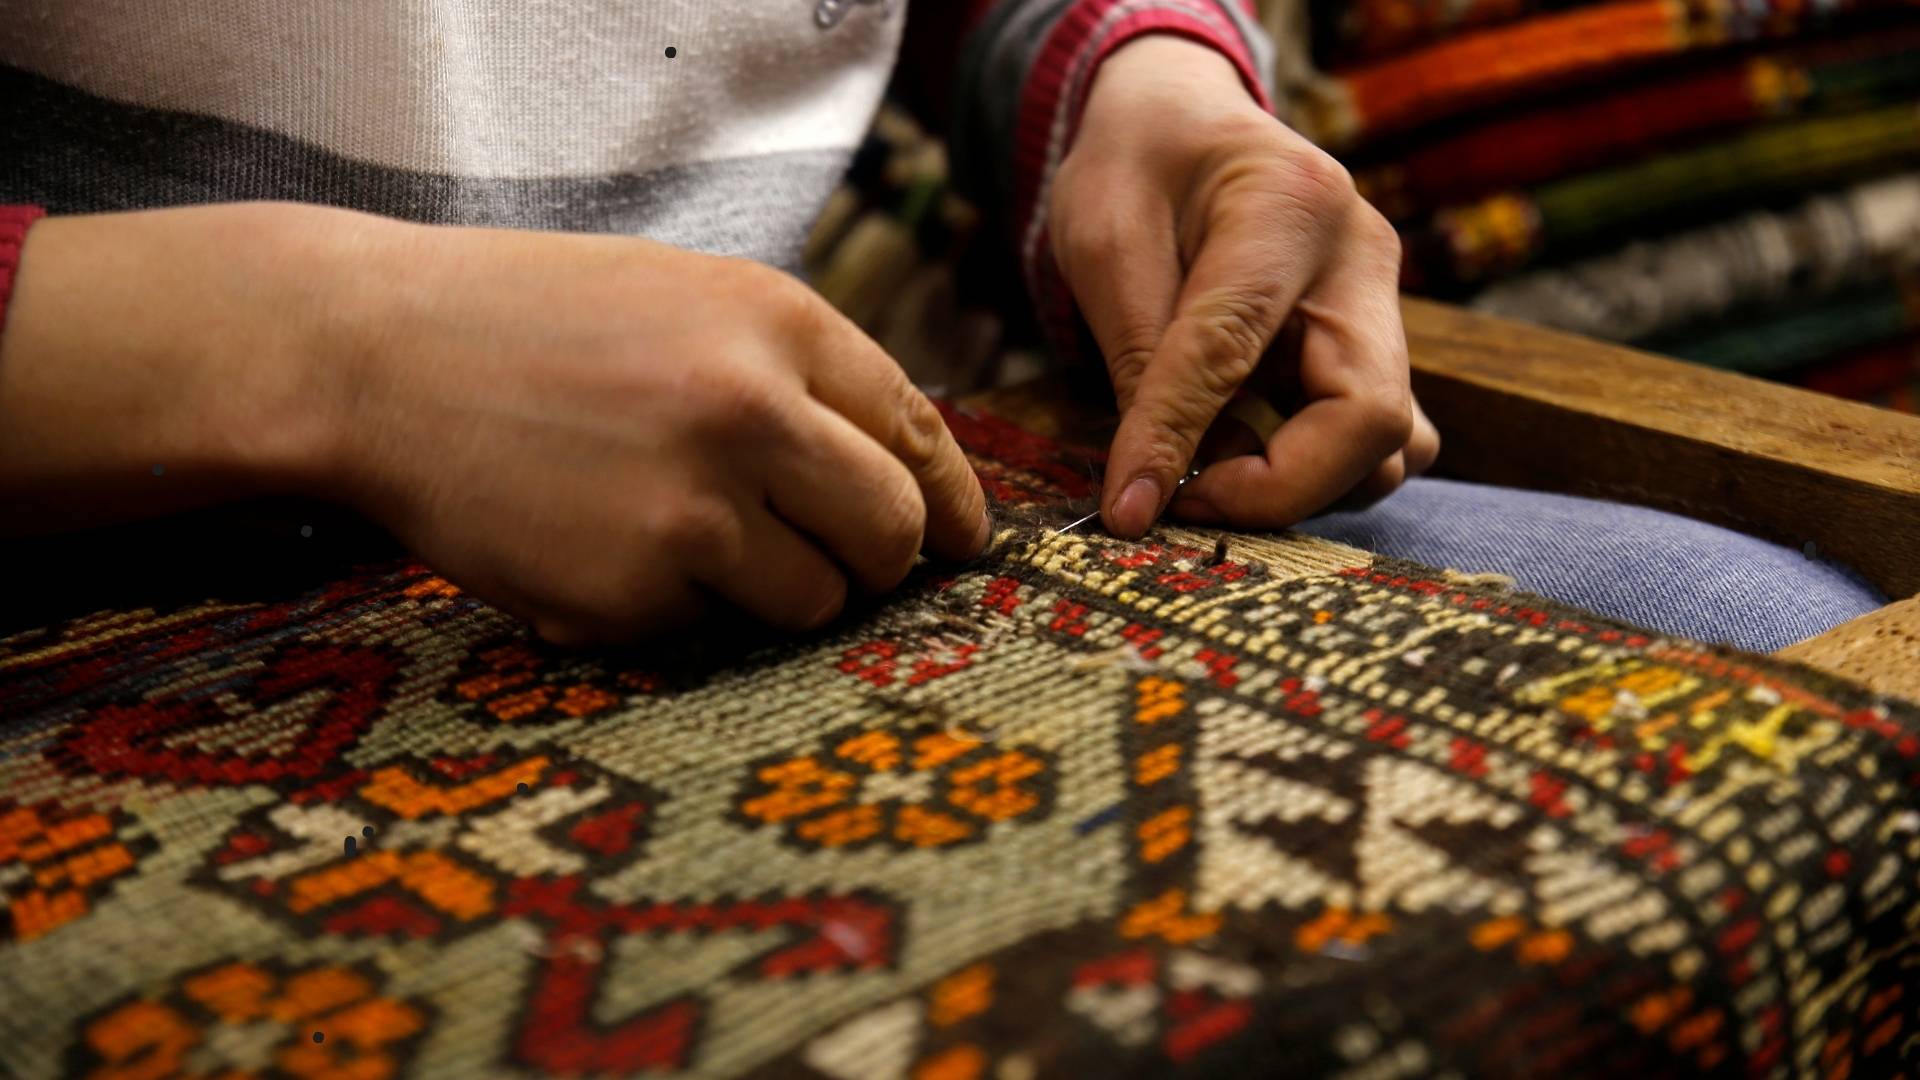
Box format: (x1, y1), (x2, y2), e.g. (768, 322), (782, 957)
(1470, 172), (1920, 341)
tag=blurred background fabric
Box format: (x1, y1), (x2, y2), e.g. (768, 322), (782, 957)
(808, 0), (1920, 412)
(1306, 0), (1920, 413)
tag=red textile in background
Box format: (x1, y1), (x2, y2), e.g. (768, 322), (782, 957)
(1794, 335), (1920, 402)
(1356, 28), (1920, 220)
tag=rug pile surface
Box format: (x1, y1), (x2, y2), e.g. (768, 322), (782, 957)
(1, 410), (1917, 1078)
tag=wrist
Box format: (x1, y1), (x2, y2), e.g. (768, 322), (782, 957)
(266, 204), (421, 508)
(1065, 35), (1278, 213)
(1084, 35), (1266, 131)
(166, 202), (389, 505)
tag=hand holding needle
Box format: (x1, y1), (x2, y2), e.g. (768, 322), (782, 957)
(1051, 469), (1203, 536)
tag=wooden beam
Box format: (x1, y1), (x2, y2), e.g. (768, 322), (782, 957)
(1777, 597), (1920, 702)
(1403, 297), (1920, 599)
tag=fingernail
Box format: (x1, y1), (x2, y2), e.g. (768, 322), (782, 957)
(1111, 477), (1162, 538)
(972, 508), (993, 558)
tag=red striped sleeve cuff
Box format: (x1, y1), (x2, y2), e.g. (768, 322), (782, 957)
(1008, 2), (1273, 364)
(0, 206), (48, 344)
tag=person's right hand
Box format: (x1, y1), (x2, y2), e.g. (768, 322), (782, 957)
(0, 204), (989, 645)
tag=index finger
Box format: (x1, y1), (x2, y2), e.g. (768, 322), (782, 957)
(1173, 255), (1413, 527)
(1100, 197), (1334, 538)
(801, 302), (990, 562)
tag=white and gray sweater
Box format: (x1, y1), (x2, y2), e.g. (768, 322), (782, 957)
(0, 0), (1273, 339)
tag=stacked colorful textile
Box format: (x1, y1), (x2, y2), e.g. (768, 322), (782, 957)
(1283, 0), (1920, 412)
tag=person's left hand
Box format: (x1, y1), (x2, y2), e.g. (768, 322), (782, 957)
(1047, 34), (1440, 538)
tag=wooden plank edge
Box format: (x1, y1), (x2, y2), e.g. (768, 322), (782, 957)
(1777, 596), (1920, 704)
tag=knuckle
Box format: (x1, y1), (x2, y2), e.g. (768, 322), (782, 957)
(886, 383), (952, 476)
(750, 264), (833, 340)
(1283, 146), (1357, 208)
(652, 498), (741, 564)
(1106, 351), (1154, 404)
(1062, 217), (1128, 271)
(1103, 322), (1161, 392)
(1190, 286), (1279, 372)
(1355, 393), (1415, 456)
(1354, 205), (1402, 264)
(751, 261), (812, 312)
(688, 365), (790, 436)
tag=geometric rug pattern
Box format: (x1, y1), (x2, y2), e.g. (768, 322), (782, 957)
(1, 407), (1916, 1078)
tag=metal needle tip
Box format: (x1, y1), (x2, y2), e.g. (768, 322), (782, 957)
(1049, 509), (1102, 536)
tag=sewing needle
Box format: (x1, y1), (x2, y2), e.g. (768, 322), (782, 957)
(1050, 469), (1201, 536)
(1049, 509), (1101, 536)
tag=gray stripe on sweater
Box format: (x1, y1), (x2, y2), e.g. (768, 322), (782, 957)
(950, 0), (1078, 214)
(0, 67), (846, 270)
(1204, 1), (1277, 101)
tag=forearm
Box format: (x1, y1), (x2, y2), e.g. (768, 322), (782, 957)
(0, 203), (373, 535)
(0, 197), (993, 642)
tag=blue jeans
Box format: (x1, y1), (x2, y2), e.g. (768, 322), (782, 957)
(1295, 478), (1885, 653)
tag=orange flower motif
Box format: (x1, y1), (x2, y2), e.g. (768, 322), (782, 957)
(737, 728), (1053, 851)
(76, 960), (428, 1079)
(1, 801), (152, 941)
(444, 638), (659, 724)
(401, 574), (462, 600)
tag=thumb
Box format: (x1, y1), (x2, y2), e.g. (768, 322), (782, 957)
(1101, 231), (1312, 538)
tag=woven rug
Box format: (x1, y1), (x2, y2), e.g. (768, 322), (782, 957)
(2, 407), (1918, 1079)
